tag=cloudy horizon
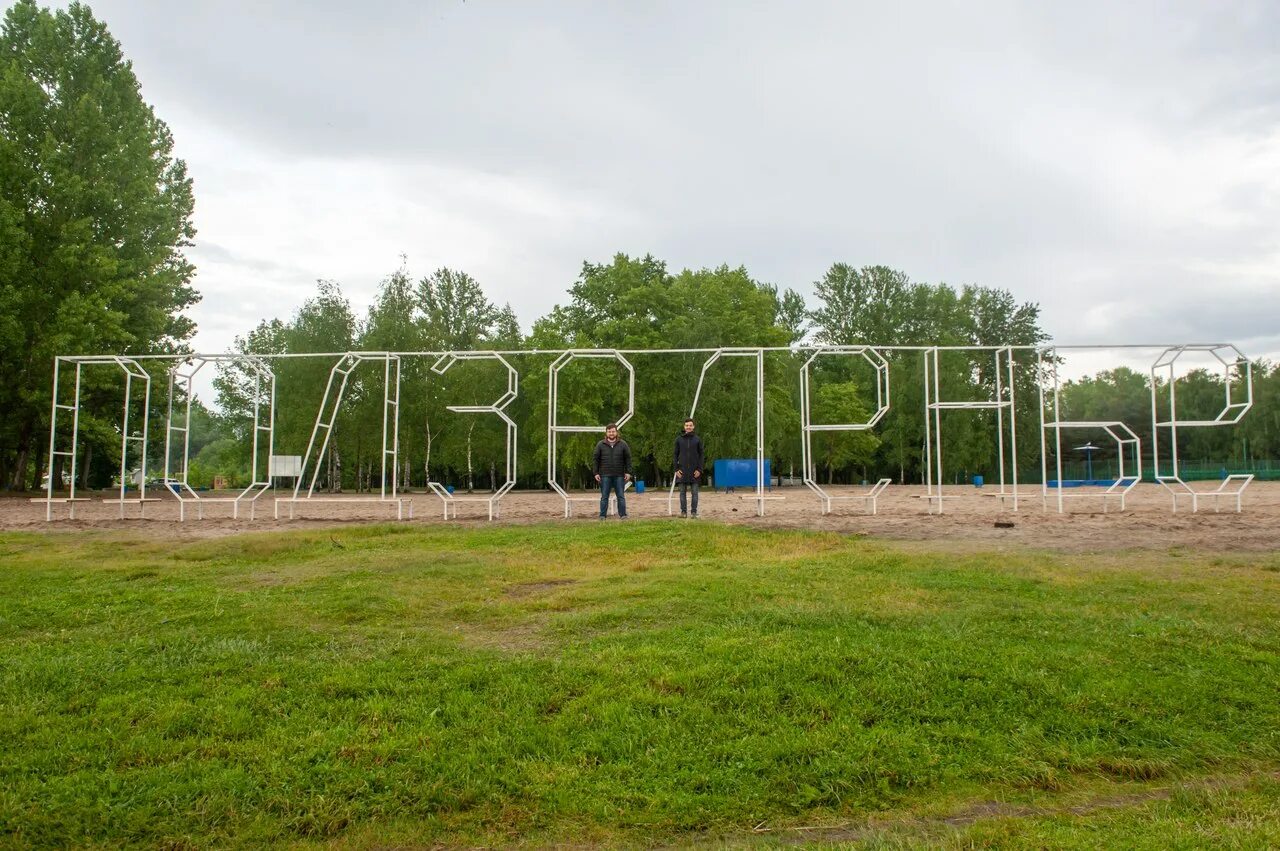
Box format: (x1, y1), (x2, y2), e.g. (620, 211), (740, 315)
(40, 0), (1280, 366)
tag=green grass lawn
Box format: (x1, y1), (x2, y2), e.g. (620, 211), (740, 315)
(1, 522), (1279, 848)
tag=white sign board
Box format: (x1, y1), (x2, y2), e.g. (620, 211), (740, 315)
(269, 455), (303, 477)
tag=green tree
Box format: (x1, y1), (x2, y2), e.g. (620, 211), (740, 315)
(808, 264), (1049, 483)
(217, 268), (524, 494)
(0, 0), (197, 490)
(809, 381), (880, 483)
(1239, 361), (1279, 465)
(414, 267), (523, 492)
(533, 254), (804, 487)
(215, 281), (356, 492)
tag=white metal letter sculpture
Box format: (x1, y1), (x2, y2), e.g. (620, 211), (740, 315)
(922, 346), (1021, 513)
(546, 350), (635, 517)
(37, 356), (154, 520)
(426, 352), (519, 520)
(1037, 348), (1142, 513)
(799, 346), (891, 515)
(1151, 344), (1253, 512)
(164, 355), (276, 520)
(657, 348), (775, 517)
(36, 340), (1260, 523)
(276, 352), (408, 519)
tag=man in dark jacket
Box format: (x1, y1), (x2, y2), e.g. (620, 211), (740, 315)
(673, 417), (704, 518)
(593, 422), (632, 519)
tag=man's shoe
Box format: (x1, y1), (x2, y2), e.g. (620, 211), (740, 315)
(680, 512), (687, 518)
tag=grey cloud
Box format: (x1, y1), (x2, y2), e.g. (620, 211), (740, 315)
(28, 0), (1279, 361)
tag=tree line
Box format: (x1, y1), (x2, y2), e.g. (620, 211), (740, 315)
(200, 260), (1280, 493)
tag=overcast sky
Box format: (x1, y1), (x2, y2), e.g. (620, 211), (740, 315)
(43, 0), (1280, 366)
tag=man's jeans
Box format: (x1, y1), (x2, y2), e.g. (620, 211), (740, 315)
(679, 480), (699, 515)
(599, 475), (627, 517)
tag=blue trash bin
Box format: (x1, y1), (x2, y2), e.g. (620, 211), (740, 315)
(446, 485), (455, 495)
(973, 475), (984, 488)
(635, 480), (645, 494)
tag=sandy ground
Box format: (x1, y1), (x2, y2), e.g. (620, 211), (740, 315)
(6, 480), (1279, 553)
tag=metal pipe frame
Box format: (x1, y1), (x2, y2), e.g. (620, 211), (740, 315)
(546, 350), (636, 517)
(42, 341), (1259, 522)
(425, 351), (518, 521)
(656, 348), (775, 517)
(1151, 344), (1254, 513)
(922, 346), (1020, 514)
(798, 346), (890, 515)
(36, 356), (152, 520)
(164, 355), (276, 521)
(1036, 347), (1141, 514)
(50, 342), (1245, 361)
(276, 352), (406, 520)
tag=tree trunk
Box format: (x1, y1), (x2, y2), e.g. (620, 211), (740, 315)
(8, 417), (35, 491)
(489, 460), (496, 492)
(29, 438), (45, 492)
(465, 421), (475, 493)
(354, 433), (362, 493)
(424, 416), (434, 483)
(81, 442), (93, 491)
(333, 448), (342, 493)
(9, 443), (29, 492)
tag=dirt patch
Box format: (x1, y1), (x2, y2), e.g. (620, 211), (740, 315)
(5, 481), (1280, 554)
(736, 769), (1280, 846)
(453, 622), (548, 654)
(505, 578), (578, 598)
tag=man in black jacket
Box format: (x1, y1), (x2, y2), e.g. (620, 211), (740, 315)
(592, 422), (632, 519)
(673, 417), (704, 518)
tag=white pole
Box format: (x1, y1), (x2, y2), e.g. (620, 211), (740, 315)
(1054, 352), (1064, 514)
(119, 369), (131, 518)
(1008, 348), (1019, 510)
(380, 356), (390, 500)
(932, 348), (944, 513)
(995, 348), (1006, 507)
(69, 363), (81, 519)
(756, 348), (765, 517)
(1036, 350), (1048, 511)
(138, 365), (150, 517)
(1168, 361), (1180, 480)
(45, 358), (60, 521)
(926, 348), (936, 501)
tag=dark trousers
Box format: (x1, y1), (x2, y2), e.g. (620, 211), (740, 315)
(599, 475), (627, 517)
(679, 481), (699, 514)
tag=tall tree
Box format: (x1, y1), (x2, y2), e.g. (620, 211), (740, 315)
(415, 267), (523, 491)
(534, 254), (805, 486)
(808, 264), (1049, 483)
(0, 0), (197, 489)
(809, 381), (880, 483)
(215, 281), (356, 492)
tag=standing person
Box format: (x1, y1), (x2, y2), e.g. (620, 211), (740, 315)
(673, 417), (704, 518)
(593, 422), (632, 519)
